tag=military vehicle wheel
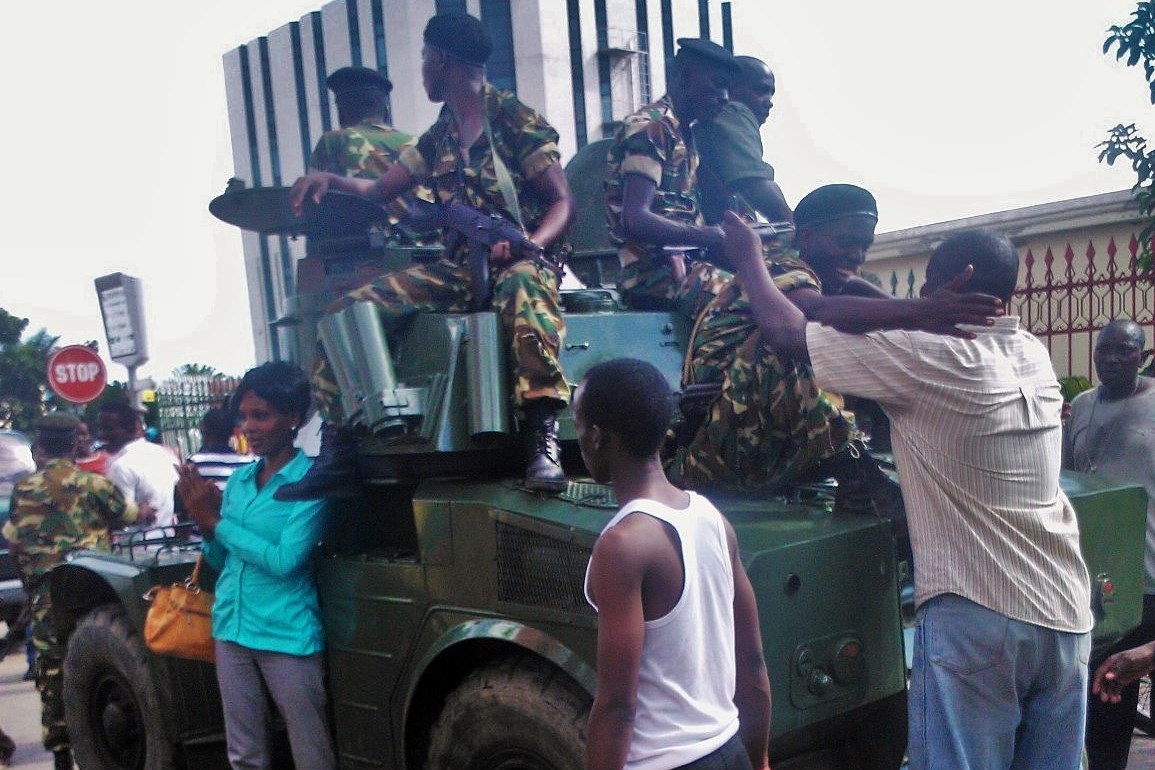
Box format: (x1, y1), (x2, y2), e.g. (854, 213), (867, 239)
(63, 604), (175, 770)
(426, 656), (590, 770)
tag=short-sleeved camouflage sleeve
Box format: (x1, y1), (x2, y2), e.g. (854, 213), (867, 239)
(615, 117), (673, 187)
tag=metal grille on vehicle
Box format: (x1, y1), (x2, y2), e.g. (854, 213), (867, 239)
(495, 522), (594, 615)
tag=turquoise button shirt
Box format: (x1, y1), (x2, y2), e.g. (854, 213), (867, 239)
(203, 449), (326, 656)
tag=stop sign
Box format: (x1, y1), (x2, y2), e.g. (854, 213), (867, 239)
(47, 346), (107, 404)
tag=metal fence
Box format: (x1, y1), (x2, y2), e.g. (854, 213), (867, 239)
(155, 376), (241, 459)
(1012, 233), (1154, 380)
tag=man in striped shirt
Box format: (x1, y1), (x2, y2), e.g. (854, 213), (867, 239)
(721, 214), (1093, 770)
(182, 408), (253, 495)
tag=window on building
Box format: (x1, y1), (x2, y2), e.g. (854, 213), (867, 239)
(567, 0), (588, 146)
(481, 0), (517, 93)
(635, 0), (652, 104)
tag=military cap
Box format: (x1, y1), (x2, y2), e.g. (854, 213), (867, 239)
(326, 66), (393, 95)
(37, 412), (81, 435)
(675, 37), (741, 74)
(424, 12), (493, 67)
(794, 184), (879, 229)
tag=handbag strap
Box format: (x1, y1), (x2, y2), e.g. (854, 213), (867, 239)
(186, 553), (205, 590)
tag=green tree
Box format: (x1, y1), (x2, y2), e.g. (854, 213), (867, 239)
(0, 308), (58, 431)
(171, 363), (220, 379)
(1099, 1), (1155, 270)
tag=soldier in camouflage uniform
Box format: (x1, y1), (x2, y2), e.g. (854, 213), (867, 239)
(668, 185), (998, 514)
(2, 414), (138, 770)
(280, 11), (575, 500)
(606, 38), (739, 310)
(310, 67), (412, 178)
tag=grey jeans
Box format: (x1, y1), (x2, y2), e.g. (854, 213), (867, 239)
(214, 640), (336, 770)
(677, 733), (754, 770)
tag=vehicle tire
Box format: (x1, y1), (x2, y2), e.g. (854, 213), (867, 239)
(426, 655), (590, 770)
(1138, 676), (1155, 736)
(62, 604), (176, 770)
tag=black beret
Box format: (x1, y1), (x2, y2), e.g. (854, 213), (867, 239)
(675, 38), (741, 74)
(327, 66), (393, 96)
(424, 12), (493, 67)
(794, 184), (879, 229)
(37, 412), (80, 436)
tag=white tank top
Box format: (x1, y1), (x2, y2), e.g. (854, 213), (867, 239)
(585, 493), (740, 770)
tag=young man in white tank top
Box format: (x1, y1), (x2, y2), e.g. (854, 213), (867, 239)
(577, 358), (771, 770)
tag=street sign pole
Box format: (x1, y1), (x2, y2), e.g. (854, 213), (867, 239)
(94, 273), (150, 406)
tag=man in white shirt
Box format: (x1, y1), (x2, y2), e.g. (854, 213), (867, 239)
(720, 213), (1093, 770)
(97, 400), (177, 530)
(578, 358), (770, 770)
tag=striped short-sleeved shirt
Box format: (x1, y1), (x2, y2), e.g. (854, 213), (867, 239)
(807, 316), (1093, 633)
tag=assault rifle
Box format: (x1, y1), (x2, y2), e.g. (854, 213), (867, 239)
(403, 199), (560, 309)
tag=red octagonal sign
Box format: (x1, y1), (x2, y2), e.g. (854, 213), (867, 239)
(47, 346), (107, 404)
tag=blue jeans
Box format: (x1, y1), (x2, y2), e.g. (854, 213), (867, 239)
(675, 733), (753, 770)
(908, 593), (1090, 770)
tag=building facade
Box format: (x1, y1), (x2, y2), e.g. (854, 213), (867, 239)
(222, 0), (737, 363)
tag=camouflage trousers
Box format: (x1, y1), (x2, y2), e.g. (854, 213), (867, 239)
(666, 264), (853, 493)
(312, 257), (570, 424)
(29, 582), (68, 752)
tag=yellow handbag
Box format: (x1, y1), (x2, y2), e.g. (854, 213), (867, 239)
(143, 554), (215, 663)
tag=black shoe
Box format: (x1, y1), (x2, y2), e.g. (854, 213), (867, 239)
(22, 666), (34, 682)
(274, 424), (367, 501)
(53, 749), (73, 770)
(810, 443), (905, 522)
(523, 400), (567, 493)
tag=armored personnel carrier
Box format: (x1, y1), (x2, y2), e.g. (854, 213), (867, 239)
(48, 142), (1148, 770)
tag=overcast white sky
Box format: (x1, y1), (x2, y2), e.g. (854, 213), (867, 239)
(0, 0), (1147, 383)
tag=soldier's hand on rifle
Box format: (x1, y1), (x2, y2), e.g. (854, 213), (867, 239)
(720, 212), (763, 274)
(176, 463), (222, 538)
(490, 240), (516, 264)
(290, 172), (335, 216)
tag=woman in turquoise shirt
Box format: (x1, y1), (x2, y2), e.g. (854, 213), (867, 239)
(177, 362), (335, 770)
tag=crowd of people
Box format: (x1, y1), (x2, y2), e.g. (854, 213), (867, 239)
(2, 8), (1153, 770)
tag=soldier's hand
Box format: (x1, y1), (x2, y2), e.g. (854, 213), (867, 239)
(490, 240), (515, 264)
(290, 172), (334, 216)
(917, 265), (1004, 337)
(1093, 643), (1155, 702)
(720, 211), (763, 274)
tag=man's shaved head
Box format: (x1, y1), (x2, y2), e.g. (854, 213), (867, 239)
(730, 55), (776, 126)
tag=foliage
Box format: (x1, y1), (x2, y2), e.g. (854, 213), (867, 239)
(0, 308), (58, 431)
(172, 363), (220, 379)
(1099, 1), (1155, 271)
(1058, 374), (1093, 403)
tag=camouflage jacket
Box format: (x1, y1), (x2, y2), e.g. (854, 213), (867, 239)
(398, 84), (570, 263)
(2, 458), (136, 586)
(606, 96), (704, 264)
(309, 121), (414, 178)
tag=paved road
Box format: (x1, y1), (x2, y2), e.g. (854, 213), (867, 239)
(0, 644), (52, 770)
(3, 629), (1155, 770)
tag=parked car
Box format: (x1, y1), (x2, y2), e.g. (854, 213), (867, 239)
(0, 429), (35, 627)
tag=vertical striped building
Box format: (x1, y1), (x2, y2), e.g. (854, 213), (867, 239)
(223, 0), (735, 363)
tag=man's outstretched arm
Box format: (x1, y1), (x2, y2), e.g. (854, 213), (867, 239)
(289, 163), (416, 215)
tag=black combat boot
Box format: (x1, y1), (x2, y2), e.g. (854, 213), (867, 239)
(53, 749), (73, 770)
(274, 423), (367, 501)
(523, 400), (567, 493)
(808, 442), (905, 522)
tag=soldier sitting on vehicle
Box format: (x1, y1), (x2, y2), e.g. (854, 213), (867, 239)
(605, 37), (738, 311)
(667, 184), (1002, 517)
(279, 11), (575, 500)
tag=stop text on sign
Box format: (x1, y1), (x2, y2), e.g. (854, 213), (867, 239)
(46, 346), (108, 404)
